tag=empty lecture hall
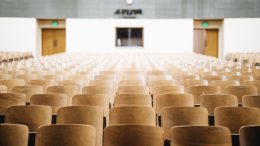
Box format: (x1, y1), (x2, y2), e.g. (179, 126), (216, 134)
(0, 0), (260, 146)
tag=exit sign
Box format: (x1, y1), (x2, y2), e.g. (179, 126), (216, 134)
(52, 21), (58, 27)
(202, 21), (209, 28)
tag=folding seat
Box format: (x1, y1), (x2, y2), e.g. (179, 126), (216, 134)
(104, 125), (164, 146)
(109, 106), (156, 126)
(90, 79), (116, 87)
(199, 94), (238, 115)
(229, 75), (254, 83)
(0, 79), (26, 91)
(117, 86), (149, 94)
(215, 107), (260, 134)
(188, 85), (220, 104)
(69, 74), (91, 85)
(11, 85), (43, 103)
(149, 80), (179, 93)
(161, 107), (208, 139)
(224, 86), (257, 105)
(72, 94), (110, 118)
(5, 105), (52, 132)
(253, 69), (260, 79)
(30, 93), (68, 114)
(243, 80), (260, 94)
(155, 93), (194, 115)
(239, 126), (260, 146)
(118, 80), (146, 86)
(30, 79), (57, 93)
(114, 94), (151, 107)
(183, 79), (208, 91)
(60, 80), (83, 92)
(30, 71), (43, 80)
(57, 106), (103, 146)
(0, 93), (26, 114)
(147, 70), (168, 76)
(17, 74), (31, 85)
(0, 74), (12, 80)
(171, 126), (232, 146)
(95, 74), (117, 81)
(43, 74), (62, 81)
(47, 85), (79, 105)
(0, 124), (29, 146)
(35, 125), (96, 146)
(242, 95), (260, 108)
(0, 85), (7, 93)
(152, 85), (185, 98)
(210, 80), (240, 92)
(202, 74), (227, 82)
(181, 74), (200, 80)
(83, 86), (115, 104)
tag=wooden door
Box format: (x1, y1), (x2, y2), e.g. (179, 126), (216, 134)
(42, 29), (66, 56)
(205, 29), (218, 57)
(193, 29), (206, 55)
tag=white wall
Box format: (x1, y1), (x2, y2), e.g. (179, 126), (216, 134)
(0, 17), (37, 55)
(66, 19), (193, 53)
(224, 18), (260, 54)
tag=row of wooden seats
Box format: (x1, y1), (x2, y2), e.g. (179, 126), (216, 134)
(0, 52), (33, 63)
(1, 124), (259, 146)
(0, 83), (259, 108)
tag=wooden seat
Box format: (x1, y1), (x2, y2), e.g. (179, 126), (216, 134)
(224, 86), (257, 105)
(117, 86), (149, 94)
(47, 85), (79, 105)
(210, 80), (240, 92)
(30, 93), (68, 114)
(162, 107), (208, 139)
(202, 75), (227, 82)
(243, 80), (260, 94)
(43, 74), (62, 81)
(72, 94), (110, 118)
(183, 79), (208, 91)
(242, 95), (260, 108)
(0, 93), (26, 114)
(118, 80), (146, 86)
(188, 85), (220, 104)
(0, 85), (7, 93)
(11, 85), (43, 103)
(0, 124), (29, 146)
(155, 93), (194, 114)
(83, 86), (115, 104)
(149, 80), (179, 93)
(30, 79), (56, 93)
(199, 94), (238, 115)
(60, 80), (83, 92)
(5, 105), (52, 132)
(109, 106), (156, 126)
(171, 126), (232, 146)
(152, 85), (185, 98)
(57, 106), (103, 146)
(114, 94), (151, 107)
(35, 124), (96, 146)
(0, 79), (26, 92)
(0, 74), (12, 80)
(104, 125), (164, 146)
(239, 126), (260, 146)
(215, 107), (260, 134)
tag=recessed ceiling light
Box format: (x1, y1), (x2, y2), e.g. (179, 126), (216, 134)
(126, 0), (134, 5)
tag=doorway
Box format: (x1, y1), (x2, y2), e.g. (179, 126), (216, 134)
(42, 29), (66, 56)
(193, 29), (218, 57)
(193, 20), (223, 58)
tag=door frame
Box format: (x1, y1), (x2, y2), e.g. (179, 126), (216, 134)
(193, 19), (224, 58)
(36, 19), (66, 58)
(41, 28), (66, 56)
